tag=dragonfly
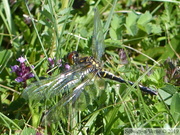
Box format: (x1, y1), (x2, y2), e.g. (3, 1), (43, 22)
(22, 8), (157, 124)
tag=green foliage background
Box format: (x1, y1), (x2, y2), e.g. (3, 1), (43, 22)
(0, 0), (180, 134)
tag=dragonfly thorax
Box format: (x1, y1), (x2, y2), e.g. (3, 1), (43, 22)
(67, 51), (101, 70)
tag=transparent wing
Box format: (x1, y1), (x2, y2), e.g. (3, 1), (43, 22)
(22, 62), (93, 102)
(92, 8), (105, 61)
(42, 76), (93, 124)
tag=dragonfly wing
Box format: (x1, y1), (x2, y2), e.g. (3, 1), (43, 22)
(22, 63), (93, 102)
(92, 8), (105, 61)
(22, 65), (87, 101)
(42, 74), (93, 124)
(22, 74), (68, 101)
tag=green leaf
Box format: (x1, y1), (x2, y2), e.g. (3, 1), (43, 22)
(110, 27), (117, 40)
(151, 24), (162, 34)
(159, 34), (180, 60)
(126, 12), (138, 27)
(125, 12), (138, 36)
(171, 93), (180, 113)
(21, 127), (36, 135)
(161, 84), (178, 95)
(170, 93), (180, 122)
(134, 47), (165, 62)
(137, 11), (152, 26)
(111, 15), (120, 30)
(158, 89), (172, 105)
(144, 23), (152, 34)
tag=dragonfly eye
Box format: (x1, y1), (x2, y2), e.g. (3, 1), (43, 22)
(67, 51), (79, 65)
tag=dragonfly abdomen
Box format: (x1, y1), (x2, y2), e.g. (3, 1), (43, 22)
(98, 70), (157, 95)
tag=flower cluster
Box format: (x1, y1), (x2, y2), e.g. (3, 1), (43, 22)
(11, 56), (71, 86)
(47, 58), (70, 75)
(164, 58), (180, 86)
(118, 49), (128, 65)
(11, 56), (34, 83)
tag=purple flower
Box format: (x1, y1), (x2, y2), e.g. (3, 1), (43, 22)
(118, 49), (128, 64)
(47, 57), (62, 75)
(23, 14), (32, 25)
(48, 58), (55, 67)
(64, 63), (70, 70)
(57, 59), (62, 67)
(15, 77), (24, 83)
(11, 56), (34, 84)
(11, 65), (19, 72)
(36, 131), (43, 135)
(17, 56), (26, 63)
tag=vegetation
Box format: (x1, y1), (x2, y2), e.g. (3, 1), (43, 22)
(0, 0), (180, 134)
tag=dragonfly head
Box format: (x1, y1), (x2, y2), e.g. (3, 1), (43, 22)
(67, 51), (79, 65)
